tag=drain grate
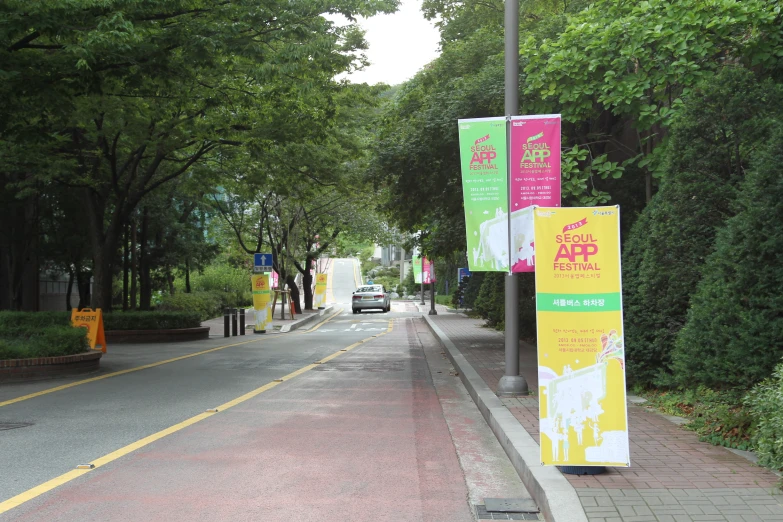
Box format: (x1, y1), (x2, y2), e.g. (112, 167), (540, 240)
(0, 422), (33, 431)
(474, 505), (539, 520)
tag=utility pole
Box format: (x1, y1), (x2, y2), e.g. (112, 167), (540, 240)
(497, 0), (528, 397)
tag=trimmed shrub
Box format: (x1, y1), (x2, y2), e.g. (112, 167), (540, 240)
(462, 271), (484, 309)
(102, 312), (201, 331)
(474, 272), (505, 328)
(0, 325), (88, 359)
(622, 69), (781, 387)
(671, 125), (783, 389)
(744, 362), (783, 471)
(0, 311), (70, 330)
(157, 291), (223, 321)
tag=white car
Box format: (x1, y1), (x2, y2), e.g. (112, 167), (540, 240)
(352, 284), (391, 313)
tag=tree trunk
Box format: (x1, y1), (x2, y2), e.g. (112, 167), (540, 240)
(122, 221), (129, 311)
(185, 258), (191, 293)
(76, 269), (91, 310)
(302, 256), (314, 310)
(66, 270), (74, 311)
(130, 219), (138, 310)
(139, 208), (152, 310)
(286, 275), (302, 315)
(166, 264), (175, 295)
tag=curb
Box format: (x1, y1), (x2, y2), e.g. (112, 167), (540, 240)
(422, 314), (587, 522)
(280, 305), (337, 333)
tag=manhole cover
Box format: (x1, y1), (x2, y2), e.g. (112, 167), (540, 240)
(474, 504), (539, 520)
(0, 422), (33, 431)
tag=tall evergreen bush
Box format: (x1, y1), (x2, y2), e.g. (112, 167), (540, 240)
(672, 126), (783, 389)
(622, 69), (781, 387)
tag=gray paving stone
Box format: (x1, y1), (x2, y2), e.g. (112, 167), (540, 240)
(597, 497), (616, 507)
(690, 516), (726, 522)
(620, 517), (657, 522)
(651, 507), (688, 515)
(584, 507), (619, 517)
(655, 516), (676, 522)
(682, 505), (705, 515)
(581, 496), (598, 507)
(633, 505), (653, 516)
(613, 498), (649, 506)
(578, 489), (612, 497)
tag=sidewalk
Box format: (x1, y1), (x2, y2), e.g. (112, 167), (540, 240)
(203, 305), (337, 337)
(422, 305), (783, 522)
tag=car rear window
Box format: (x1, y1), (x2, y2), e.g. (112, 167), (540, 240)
(357, 286), (374, 292)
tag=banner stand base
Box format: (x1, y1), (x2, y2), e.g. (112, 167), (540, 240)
(497, 375), (528, 397)
(558, 466), (606, 475)
(254, 329), (266, 334)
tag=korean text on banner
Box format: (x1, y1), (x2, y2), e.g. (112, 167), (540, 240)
(251, 274), (272, 332)
(314, 274), (328, 308)
(458, 117), (508, 272)
(70, 308), (107, 353)
(533, 206), (629, 467)
(509, 115), (562, 273)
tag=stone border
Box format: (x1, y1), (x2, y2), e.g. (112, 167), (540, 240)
(280, 305), (336, 333)
(0, 351), (102, 382)
(106, 326), (209, 343)
(422, 314), (588, 522)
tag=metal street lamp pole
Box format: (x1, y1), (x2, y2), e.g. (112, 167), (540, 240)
(497, 0), (528, 397)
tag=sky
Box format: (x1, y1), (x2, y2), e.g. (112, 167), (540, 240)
(335, 0), (441, 86)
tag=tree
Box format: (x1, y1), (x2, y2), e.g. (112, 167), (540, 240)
(0, 0), (398, 311)
(671, 125), (783, 389)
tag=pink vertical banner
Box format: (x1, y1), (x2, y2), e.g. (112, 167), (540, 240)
(509, 115), (562, 272)
(422, 257), (436, 283)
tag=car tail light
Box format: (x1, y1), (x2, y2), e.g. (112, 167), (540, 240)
(374, 294), (384, 298)
(353, 295), (361, 300)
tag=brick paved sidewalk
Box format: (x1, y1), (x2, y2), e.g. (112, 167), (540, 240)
(428, 309), (783, 522)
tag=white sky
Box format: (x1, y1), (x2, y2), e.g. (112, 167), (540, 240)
(333, 0), (441, 86)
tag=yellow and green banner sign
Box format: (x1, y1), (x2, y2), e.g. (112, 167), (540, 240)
(533, 206), (629, 467)
(457, 117), (508, 271)
(314, 273), (327, 308)
(251, 274), (272, 333)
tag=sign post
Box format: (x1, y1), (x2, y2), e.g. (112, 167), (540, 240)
(253, 252), (273, 273)
(70, 308), (106, 353)
(533, 206), (629, 468)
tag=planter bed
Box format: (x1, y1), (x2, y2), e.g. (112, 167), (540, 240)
(106, 326), (209, 343)
(0, 351), (102, 383)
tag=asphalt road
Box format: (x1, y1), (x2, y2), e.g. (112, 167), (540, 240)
(0, 258), (533, 521)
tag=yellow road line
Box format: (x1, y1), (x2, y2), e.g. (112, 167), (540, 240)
(0, 337), (269, 409)
(0, 313), (341, 410)
(0, 325), (394, 516)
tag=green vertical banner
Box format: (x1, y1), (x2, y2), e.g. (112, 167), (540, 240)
(412, 255), (423, 284)
(458, 117), (509, 272)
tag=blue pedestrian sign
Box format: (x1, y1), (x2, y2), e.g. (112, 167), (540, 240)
(254, 253), (273, 273)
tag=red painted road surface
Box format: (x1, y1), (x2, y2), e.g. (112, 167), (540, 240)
(9, 319), (477, 522)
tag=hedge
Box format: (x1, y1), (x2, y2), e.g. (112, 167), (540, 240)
(0, 311), (201, 333)
(158, 290), (250, 321)
(0, 326), (89, 360)
(102, 311), (202, 331)
(0, 311), (202, 360)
